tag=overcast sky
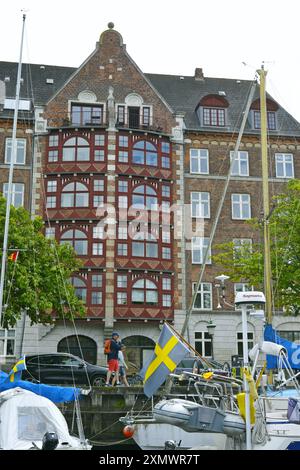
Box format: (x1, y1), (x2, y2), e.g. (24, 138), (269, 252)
(2, 0), (300, 122)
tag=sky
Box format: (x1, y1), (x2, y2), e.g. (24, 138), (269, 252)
(2, 0), (300, 121)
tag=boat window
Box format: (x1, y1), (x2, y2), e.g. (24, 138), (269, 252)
(18, 407), (56, 441)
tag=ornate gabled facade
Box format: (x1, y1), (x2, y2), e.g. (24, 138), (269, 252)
(1, 25), (300, 367)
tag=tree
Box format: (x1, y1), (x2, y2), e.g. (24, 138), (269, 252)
(213, 179), (300, 314)
(0, 196), (86, 328)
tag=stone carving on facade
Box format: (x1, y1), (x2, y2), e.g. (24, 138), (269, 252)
(107, 86), (116, 131)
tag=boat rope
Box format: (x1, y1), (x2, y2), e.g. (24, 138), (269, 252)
(252, 401), (268, 445)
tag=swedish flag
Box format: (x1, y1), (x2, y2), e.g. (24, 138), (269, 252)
(140, 323), (190, 397)
(8, 355), (26, 382)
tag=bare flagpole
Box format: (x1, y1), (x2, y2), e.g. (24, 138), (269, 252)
(0, 13), (26, 325)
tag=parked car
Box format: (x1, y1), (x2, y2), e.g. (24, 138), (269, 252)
(175, 356), (230, 377)
(21, 353), (108, 387)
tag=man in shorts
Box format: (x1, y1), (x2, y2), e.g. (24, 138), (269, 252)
(105, 332), (123, 386)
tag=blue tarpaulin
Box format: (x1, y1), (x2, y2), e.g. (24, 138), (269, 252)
(0, 369), (81, 403)
(264, 324), (300, 370)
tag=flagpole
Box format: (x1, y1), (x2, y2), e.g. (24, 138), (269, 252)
(0, 14), (26, 326)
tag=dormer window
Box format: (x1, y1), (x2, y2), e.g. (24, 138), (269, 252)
(71, 104), (103, 126)
(251, 98), (278, 131)
(197, 95), (229, 127)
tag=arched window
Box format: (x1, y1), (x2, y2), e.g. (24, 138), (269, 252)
(132, 278), (158, 305)
(70, 277), (87, 302)
(60, 229), (88, 255)
(132, 140), (158, 166)
(61, 182), (89, 208)
(132, 185), (158, 210)
(122, 335), (155, 370)
(62, 136), (90, 161)
(132, 232), (158, 258)
(58, 335), (97, 364)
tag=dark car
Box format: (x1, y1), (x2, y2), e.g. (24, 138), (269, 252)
(175, 356), (230, 376)
(21, 353), (108, 387)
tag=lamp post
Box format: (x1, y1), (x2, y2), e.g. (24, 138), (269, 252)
(207, 320), (216, 360)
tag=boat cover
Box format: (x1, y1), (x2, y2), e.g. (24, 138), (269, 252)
(264, 324), (300, 370)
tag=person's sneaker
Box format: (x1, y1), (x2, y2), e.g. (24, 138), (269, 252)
(116, 382), (121, 386)
(104, 383), (111, 387)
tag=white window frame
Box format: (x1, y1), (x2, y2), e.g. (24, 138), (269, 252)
(231, 194), (251, 220)
(195, 331), (212, 358)
(192, 282), (212, 310)
(0, 329), (16, 357)
(191, 237), (211, 264)
(232, 238), (252, 258)
(3, 183), (25, 208)
(191, 192), (210, 218)
(237, 331), (254, 357)
(230, 151), (249, 176)
(275, 153), (294, 178)
(234, 283), (253, 309)
(190, 149), (209, 174)
(5, 138), (26, 165)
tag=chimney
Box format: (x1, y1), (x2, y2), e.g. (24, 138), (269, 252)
(194, 67), (204, 81)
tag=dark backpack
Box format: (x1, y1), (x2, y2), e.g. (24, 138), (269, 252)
(104, 339), (112, 355)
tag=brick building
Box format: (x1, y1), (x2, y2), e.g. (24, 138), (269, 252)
(1, 24), (300, 366)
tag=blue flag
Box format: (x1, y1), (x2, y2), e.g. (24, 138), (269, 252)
(139, 323), (190, 397)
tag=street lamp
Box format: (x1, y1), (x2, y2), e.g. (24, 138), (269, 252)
(207, 320), (216, 360)
(234, 291), (266, 451)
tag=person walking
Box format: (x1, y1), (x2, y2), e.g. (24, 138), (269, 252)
(118, 347), (129, 387)
(105, 332), (122, 386)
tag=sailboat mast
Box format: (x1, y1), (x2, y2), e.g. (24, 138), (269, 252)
(0, 14), (26, 325)
(257, 66), (273, 324)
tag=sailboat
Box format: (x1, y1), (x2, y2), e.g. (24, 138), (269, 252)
(0, 14), (91, 451)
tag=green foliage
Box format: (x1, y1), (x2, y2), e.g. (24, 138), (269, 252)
(0, 196), (86, 328)
(213, 180), (300, 315)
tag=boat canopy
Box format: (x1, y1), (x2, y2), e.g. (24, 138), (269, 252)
(264, 324), (300, 369)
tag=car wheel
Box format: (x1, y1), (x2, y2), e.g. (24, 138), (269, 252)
(92, 376), (106, 387)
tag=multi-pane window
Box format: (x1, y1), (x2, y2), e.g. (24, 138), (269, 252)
(191, 237), (211, 264)
(162, 246), (171, 259)
(93, 179), (104, 208)
(94, 133), (105, 162)
(118, 195), (128, 209)
(118, 226), (128, 240)
(91, 291), (102, 305)
(162, 294), (172, 307)
(231, 194), (251, 219)
(117, 275), (127, 288)
(48, 150), (58, 162)
(61, 182), (89, 208)
(3, 183), (24, 208)
(203, 108), (225, 126)
(233, 238), (252, 259)
(190, 149), (209, 174)
(132, 185), (158, 210)
(191, 192), (210, 218)
(62, 137), (90, 161)
(237, 332), (254, 357)
(253, 111), (276, 130)
(92, 274), (103, 288)
(60, 229), (88, 255)
(46, 196), (56, 208)
(117, 243), (127, 256)
(71, 277), (87, 302)
(118, 150), (128, 163)
(45, 227), (55, 239)
(117, 106), (125, 125)
(161, 156), (170, 168)
(5, 138), (26, 164)
(49, 135), (59, 147)
(118, 180), (128, 193)
(132, 140), (158, 166)
(195, 331), (212, 357)
(119, 135), (128, 147)
(278, 331), (300, 344)
(192, 282), (212, 310)
(162, 185), (170, 198)
(275, 153), (294, 178)
(230, 151), (249, 176)
(47, 181), (57, 192)
(0, 329), (15, 356)
(142, 107), (151, 126)
(117, 292), (127, 305)
(92, 242), (103, 256)
(71, 104), (103, 126)
(132, 233), (158, 258)
(132, 279), (158, 305)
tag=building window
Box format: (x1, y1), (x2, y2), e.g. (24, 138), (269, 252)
(117, 292), (127, 305)
(118, 196), (128, 209)
(253, 111), (276, 130)
(162, 278), (171, 290)
(60, 229), (88, 255)
(142, 107), (151, 126)
(162, 185), (170, 198)
(118, 150), (128, 163)
(233, 238), (252, 259)
(190, 149), (209, 174)
(71, 104), (103, 126)
(191, 192), (210, 218)
(92, 274), (102, 288)
(230, 151), (249, 176)
(203, 108), (225, 126)
(62, 137), (90, 161)
(92, 242), (103, 256)
(49, 135), (59, 147)
(5, 138), (26, 165)
(119, 135), (128, 147)
(95, 134), (105, 146)
(48, 150), (58, 162)
(161, 156), (170, 168)
(117, 243), (127, 256)
(132, 185), (158, 210)
(132, 140), (158, 166)
(117, 275), (127, 288)
(3, 183), (24, 208)
(275, 153), (294, 178)
(91, 291), (102, 305)
(192, 282), (212, 310)
(191, 237), (211, 264)
(234, 283), (253, 309)
(46, 196), (56, 208)
(195, 331), (212, 357)
(118, 180), (128, 193)
(117, 106), (125, 125)
(231, 194), (251, 219)
(163, 294), (172, 307)
(162, 246), (171, 259)
(132, 279), (158, 305)
(45, 227), (55, 239)
(162, 229), (171, 243)
(237, 332), (254, 357)
(61, 182), (89, 208)
(0, 329), (15, 356)
(118, 226), (128, 240)
(132, 233), (158, 258)
(70, 277), (87, 302)
(47, 181), (57, 192)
